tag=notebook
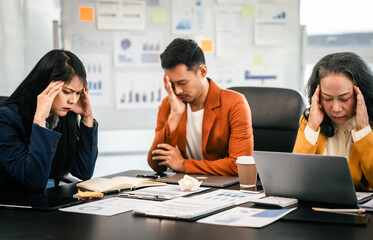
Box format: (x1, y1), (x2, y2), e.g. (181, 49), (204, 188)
(0, 193), (85, 211)
(252, 151), (373, 206)
(156, 172), (239, 188)
(76, 176), (165, 194)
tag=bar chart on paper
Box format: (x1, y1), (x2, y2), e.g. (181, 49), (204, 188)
(241, 66), (284, 87)
(80, 54), (111, 106)
(115, 72), (165, 109)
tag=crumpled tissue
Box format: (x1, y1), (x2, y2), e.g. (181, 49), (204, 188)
(178, 175), (202, 191)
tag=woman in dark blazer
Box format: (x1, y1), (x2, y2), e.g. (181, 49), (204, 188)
(0, 49), (98, 195)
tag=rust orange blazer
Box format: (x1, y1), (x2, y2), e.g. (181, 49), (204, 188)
(147, 79), (253, 176)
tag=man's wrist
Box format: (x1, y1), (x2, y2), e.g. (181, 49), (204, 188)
(168, 113), (182, 132)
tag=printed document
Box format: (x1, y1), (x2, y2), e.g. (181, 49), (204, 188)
(60, 197), (157, 216)
(132, 197), (234, 220)
(120, 184), (210, 200)
(190, 189), (265, 205)
(198, 207), (296, 228)
(359, 198), (373, 212)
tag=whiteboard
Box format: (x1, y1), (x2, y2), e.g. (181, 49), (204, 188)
(61, 0), (301, 130)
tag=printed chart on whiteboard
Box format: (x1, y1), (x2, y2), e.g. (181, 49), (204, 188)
(113, 32), (162, 67)
(115, 72), (166, 109)
(79, 53), (111, 106)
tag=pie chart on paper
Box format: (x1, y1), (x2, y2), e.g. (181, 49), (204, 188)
(121, 39), (131, 50)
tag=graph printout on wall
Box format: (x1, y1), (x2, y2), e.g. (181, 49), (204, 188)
(115, 72), (166, 109)
(113, 32), (162, 67)
(79, 53), (111, 106)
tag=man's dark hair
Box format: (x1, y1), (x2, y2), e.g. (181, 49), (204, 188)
(160, 38), (205, 71)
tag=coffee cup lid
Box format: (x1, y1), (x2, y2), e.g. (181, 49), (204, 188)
(236, 156), (255, 164)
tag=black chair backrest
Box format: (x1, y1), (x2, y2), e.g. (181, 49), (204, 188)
(0, 96), (8, 104)
(228, 86), (306, 152)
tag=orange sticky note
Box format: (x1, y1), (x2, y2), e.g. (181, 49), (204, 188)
(79, 6), (94, 22)
(201, 39), (213, 53)
(77, 189), (103, 198)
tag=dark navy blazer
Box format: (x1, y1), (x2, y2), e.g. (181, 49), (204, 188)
(0, 104), (98, 195)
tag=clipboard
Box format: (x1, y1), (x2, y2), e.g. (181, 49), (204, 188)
(132, 197), (235, 221)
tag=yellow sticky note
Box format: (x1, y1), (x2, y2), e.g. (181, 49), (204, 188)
(201, 39), (213, 53)
(242, 4), (254, 18)
(152, 9), (166, 23)
(79, 6), (94, 22)
(253, 54), (264, 66)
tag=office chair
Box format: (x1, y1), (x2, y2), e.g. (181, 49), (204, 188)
(228, 86), (306, 152)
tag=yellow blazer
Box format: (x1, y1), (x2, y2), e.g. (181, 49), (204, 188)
(147, 78), (253, 176)
(293, 116), (373, 190)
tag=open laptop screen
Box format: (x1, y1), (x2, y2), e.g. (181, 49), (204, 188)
(252, 151), (360, 206)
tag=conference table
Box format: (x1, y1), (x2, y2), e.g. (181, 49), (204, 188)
(1, 170), (373, 240)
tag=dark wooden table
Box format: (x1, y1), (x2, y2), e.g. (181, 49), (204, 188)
(0, 170), (372, 240)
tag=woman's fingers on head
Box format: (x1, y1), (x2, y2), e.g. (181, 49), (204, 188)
(43, 81), (64, 95)
(353, 86), (366, 106)
(47, 82), (63, 97)
(84, 85), (89, 94)
(354, 85), (363, 97)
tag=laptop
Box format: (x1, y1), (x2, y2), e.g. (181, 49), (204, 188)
(156, 172), (239, 188)
(252, 151), (373, 206)
(0, 193), (85, 211)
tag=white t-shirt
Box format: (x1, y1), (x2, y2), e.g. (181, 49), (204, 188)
(186, 104), (204, 160)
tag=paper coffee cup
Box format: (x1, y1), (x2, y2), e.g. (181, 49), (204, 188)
(236, 156), (257, 188)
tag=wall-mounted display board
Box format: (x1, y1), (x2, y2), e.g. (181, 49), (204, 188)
(61, 0), (301, 130)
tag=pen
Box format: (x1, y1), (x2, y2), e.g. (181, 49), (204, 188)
(136, 174), (160, 179)
(103, 189), (128, 195)
(312, 207), (365, 214)
(121, 194), (160, 200)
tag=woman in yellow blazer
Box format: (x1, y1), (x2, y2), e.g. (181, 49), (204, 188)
(293, 52), (373, 190)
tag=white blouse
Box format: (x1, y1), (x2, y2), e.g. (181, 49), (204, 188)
(305, 117), (371, 160)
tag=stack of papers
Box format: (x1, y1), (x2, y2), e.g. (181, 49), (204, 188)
(359, 198), (373, 212)
(132, 197), (234, 221)
(60, 188), (294, 228)
(120, 184), (210, 200)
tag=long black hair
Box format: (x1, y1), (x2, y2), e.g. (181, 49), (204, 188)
(5, 49), (87, 184)
(304, 52), (373, 137)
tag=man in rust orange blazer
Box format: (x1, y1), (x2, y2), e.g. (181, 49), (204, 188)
(148, 38), (253, 176)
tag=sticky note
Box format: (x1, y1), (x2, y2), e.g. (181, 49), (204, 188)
(77, 189), (103, 198)
(242, 4), (254, 18)
(152, 9), (166, 23)
(201, 39), (213, 53)
(253, 54), (264, 66)
(79, 6), (94, 22)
